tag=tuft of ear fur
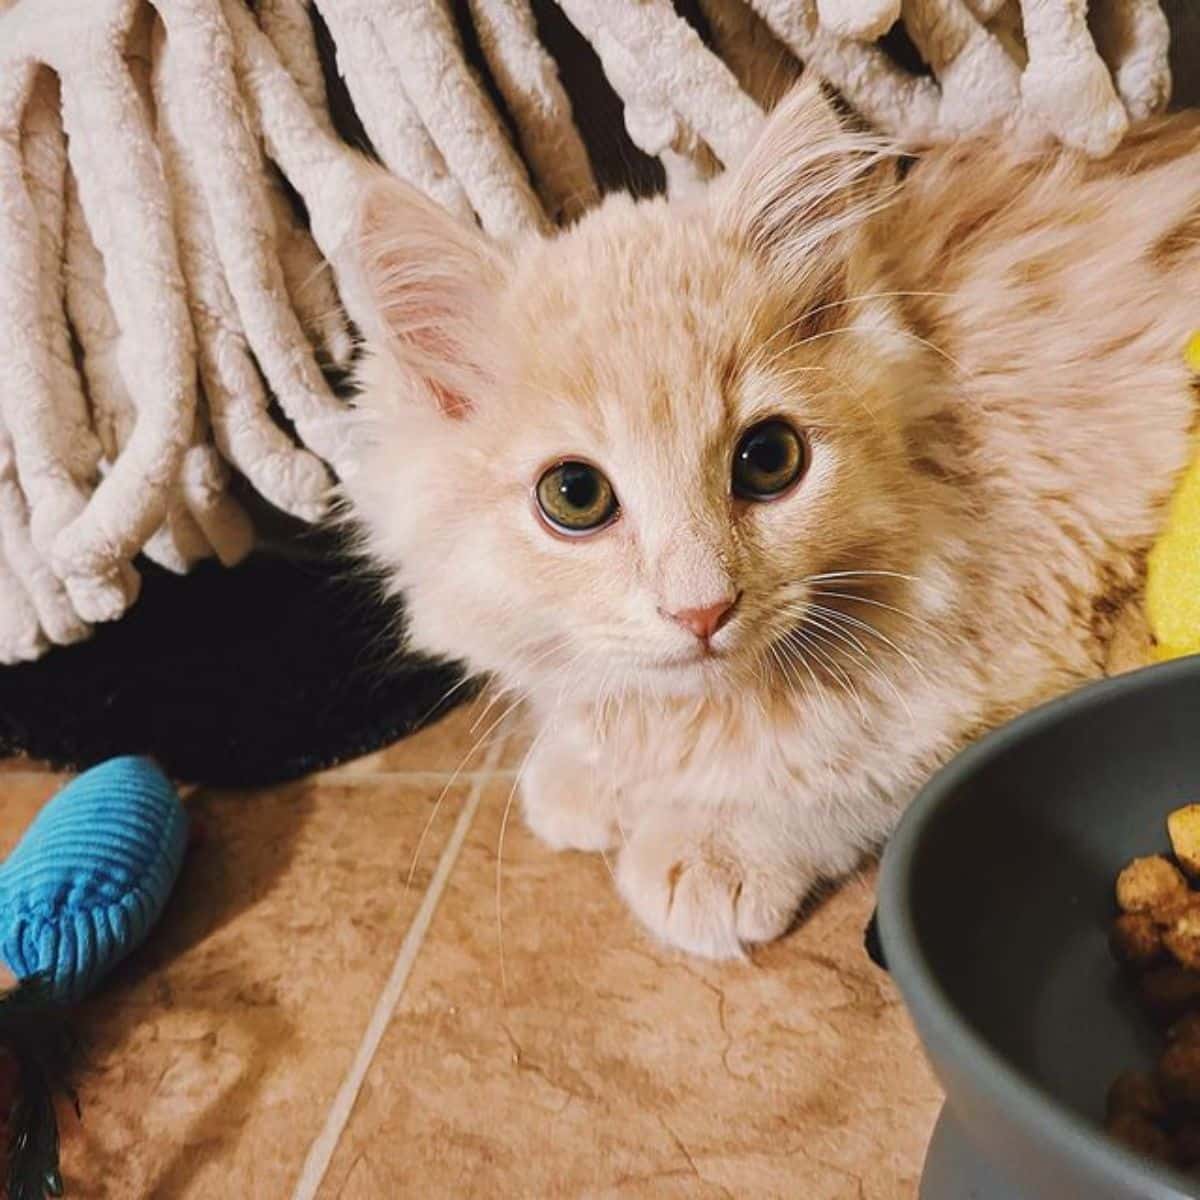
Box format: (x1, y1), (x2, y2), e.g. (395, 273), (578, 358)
(717, 78), (895, 288)
(355, 170), (509, 418)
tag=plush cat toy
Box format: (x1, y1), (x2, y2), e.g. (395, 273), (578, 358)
(0, 758), (188, 1200)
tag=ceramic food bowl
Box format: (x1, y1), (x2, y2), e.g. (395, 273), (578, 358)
(877, 655), (1200, 1199)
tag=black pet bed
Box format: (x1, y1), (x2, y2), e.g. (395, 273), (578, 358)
(0, 1), (662, 786)
(0, 548), (473, 787)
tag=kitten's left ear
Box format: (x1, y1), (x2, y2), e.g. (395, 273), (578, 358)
(355, 171), (510, 419)
(717, 78), (893, 286)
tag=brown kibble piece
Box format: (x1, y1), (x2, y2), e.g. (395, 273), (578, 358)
(1105, 828), (1200, 1167)
(1112, 913), (1165, 968)
(1107, 1112), (1175, 1163)
(1149, 894), (1200, 929)
(1169, 1012), (1200, 1044)
(1166, 908), (1200, 971)
(1159, 1041), (1200, 1106)
(1169, 806), (1200, 879)
(1107, 1069), (1167, 1121)
(1175, 1121), (1200, 1166)
(1140, 966), (1200, 1023)
(1117, 856), (1189, 915)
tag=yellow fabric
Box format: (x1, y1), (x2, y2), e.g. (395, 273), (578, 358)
(1187, 331), (1200, 375)
(1146, 333), (1200, 662)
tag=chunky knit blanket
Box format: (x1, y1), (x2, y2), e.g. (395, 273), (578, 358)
(0, 0), (1180, 663)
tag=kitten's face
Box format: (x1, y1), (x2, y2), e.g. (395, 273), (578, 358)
(349, 84), (924, 701)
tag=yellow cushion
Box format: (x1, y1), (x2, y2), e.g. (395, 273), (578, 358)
(1146, 332), (1200, 661)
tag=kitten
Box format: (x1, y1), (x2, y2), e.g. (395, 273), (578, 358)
(345, 80), (1200, 959)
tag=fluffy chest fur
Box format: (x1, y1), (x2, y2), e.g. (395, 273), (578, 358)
(347, 82), (1200, 959)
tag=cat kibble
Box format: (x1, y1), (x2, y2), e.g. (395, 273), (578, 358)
(1165, 909), (1200, 972)
(1175, 1120), (1200, 1167)
(1116, 855), (1189, 915)
(1106, 1069), (1167, 1122)
(1159, 1041), (1200, 1107)
(1169, 806), (1200, 879)
(1138, 965), (1200, 1024)
(1168, 1011), (1200, 1044)
(1106, 807), (1200, 1173)
(1111, 912), (1165, 969)
(1105, 1113), (1176, 1164)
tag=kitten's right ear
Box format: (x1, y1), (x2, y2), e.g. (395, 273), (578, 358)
(355, 170), (509, 419)
(717, 78), (893, 287)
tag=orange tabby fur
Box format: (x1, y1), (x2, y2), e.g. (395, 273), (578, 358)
(346, 82), (1200, 958)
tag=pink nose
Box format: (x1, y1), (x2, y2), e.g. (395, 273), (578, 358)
(665, 597), (737, 642)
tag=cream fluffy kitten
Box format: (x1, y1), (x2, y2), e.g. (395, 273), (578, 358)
(346, 81), (1200, 959)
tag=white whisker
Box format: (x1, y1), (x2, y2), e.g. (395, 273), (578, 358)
(405, 683), (527, 893)
(493, 644), (591, 993)
(801, 608), (915, 724)
(785, 626), (869, 723)
(756, 288), (951, 360)
(807, 589), (953, 647)
(794, 321), (972, 378)
(802, 569), (918, 585)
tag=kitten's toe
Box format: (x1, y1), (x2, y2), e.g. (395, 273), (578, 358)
(616, 813), (807, 959)
(732, 876), (801, 946)
(640, 855), (747, 960)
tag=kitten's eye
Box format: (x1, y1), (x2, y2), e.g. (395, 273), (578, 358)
(732, 419), (807, 501)
(536, 460), (619, 535)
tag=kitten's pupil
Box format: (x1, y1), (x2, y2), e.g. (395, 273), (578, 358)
(560, 465), (598, 510)
(744, 435), (786, 473)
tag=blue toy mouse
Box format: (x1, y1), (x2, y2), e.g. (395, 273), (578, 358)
(0, 757), (188, 1200)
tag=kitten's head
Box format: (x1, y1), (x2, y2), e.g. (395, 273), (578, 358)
(347, 83), (930, 702)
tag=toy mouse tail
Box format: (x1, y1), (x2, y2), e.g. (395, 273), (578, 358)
(0, 975), (79, 1200)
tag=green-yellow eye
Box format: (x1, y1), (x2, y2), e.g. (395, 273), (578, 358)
(732, 419), (807, 501)
(536, 460), (619, 535)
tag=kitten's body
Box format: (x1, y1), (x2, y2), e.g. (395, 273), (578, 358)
(348, 85), (1200, 958)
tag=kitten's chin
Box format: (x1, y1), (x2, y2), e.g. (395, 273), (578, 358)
(512, 644), (751, 704)
(625, 649), (755, 698)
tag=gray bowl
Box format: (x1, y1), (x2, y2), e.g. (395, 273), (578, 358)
(878, 656), (1200, 1199)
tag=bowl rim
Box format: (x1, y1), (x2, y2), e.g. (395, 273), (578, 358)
(878, 654), (1200, 1198)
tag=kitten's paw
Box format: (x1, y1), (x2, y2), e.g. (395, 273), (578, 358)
(521, 772), (619, 853)
(616, 807), (812, 959)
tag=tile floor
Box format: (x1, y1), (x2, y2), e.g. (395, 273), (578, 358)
(1, 701), (941, 1198)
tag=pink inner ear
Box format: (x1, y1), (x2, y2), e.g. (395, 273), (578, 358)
(430, 381), (471, 420)
(407, 322), (474, 420)
(359, 172), (505, 420)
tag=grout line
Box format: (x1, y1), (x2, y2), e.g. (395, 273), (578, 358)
(290, 731), (510, 1200)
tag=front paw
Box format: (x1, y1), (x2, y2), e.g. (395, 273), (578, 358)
(520, 756), (619, 853)
(615, 805), (813, 959)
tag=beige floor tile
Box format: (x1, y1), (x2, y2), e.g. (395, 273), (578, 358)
(0, 754), (56, 776)
(47, 774), (480, 1199)
(316, 785), (942, 1200)
(0, 770), (72, 853)
(320, 693), (529, 778)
